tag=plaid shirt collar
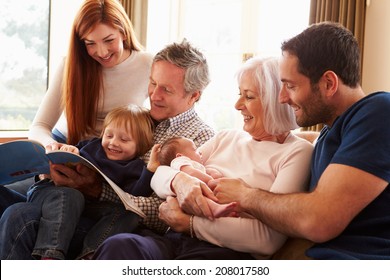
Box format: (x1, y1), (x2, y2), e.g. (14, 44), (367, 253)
(156, 107), (197, 130)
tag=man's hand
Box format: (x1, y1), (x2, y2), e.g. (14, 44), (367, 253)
(159, 196), (190, 233)
(210, 178), (253, 213)
(49, 162), (103, 199)
(172, 172), (217, 219)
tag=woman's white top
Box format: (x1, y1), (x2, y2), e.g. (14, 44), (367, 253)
(29, 50), (153, 146)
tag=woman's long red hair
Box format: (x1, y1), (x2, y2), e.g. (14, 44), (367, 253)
(62, 0), (142, 144)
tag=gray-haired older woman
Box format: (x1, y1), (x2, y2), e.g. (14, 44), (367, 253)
(93, 56), (313, 260)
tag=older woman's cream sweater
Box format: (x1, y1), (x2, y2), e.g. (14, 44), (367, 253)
(152, 129), (313, 258)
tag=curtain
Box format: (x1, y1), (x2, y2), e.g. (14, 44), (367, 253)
(120, 0), (148, 47)
(302, 0), (366, 132)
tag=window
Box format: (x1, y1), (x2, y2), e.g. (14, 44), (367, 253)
(0, 0), (82, 138)
(0, 0), (49, 131)
(147, 0), (310, 130)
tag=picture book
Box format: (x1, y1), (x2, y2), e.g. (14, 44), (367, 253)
(0, 139), (146, 218)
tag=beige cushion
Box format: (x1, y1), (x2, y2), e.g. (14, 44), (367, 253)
(271, 238), (314, 260)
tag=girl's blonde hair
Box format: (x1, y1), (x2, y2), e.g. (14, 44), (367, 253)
(101, 105), (154, 157)
(63, 0), (143, 145)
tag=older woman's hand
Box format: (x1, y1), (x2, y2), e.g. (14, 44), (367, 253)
(159, 196), (191, 233)
(49, 162), (103, 199)
(211, 178), (253, 213)
(171, 172), (217, 220)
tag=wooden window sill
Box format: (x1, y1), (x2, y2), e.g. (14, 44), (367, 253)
(0, 131), (28, 143)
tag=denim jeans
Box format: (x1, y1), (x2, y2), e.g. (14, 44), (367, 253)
(0, 180), (84, 259)
(26, 179), (85, 259)
(0, 202), (40, 259)
(52, 128), (67, 143)
(0, 185), (139, 259)
(77, 202), (141, 259)
(0, 186), (27, 215)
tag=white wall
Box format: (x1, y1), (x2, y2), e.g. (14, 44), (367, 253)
(362, 0), (390, 93)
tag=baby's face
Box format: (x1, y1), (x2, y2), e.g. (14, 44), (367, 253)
(178, 138), (203, 164)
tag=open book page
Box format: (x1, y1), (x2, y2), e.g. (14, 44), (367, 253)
(98, 173), (146, 219)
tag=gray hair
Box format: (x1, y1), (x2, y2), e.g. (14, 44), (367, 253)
(236, 57), (298, 135)
(153, 39), (210, 99)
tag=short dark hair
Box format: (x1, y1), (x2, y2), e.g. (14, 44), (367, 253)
(281, 21), (360, 87)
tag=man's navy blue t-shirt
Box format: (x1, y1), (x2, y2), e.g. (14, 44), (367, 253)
(307, 91), (390, 259)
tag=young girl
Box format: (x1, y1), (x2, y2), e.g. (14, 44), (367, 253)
(26, 105), (159, 259)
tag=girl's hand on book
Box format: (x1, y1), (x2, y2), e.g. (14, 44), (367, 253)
(59, 144), (79, 154)
(45, 143), (79, 155)
(45, 142), (62, 152)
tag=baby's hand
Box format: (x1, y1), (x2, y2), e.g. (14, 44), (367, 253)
(147, 144), (161, 172)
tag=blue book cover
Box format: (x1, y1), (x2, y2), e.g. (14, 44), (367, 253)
(0, 140), (49, 184)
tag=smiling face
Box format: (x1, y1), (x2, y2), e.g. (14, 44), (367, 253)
(235, 71), (273, 141)
(84, 23), (129, 68)
(101, 123), (137, 161)
(279, 51), (333, 127)
(148, 60), (199, 122)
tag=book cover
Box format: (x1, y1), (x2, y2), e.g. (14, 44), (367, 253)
(0, 139), (146, 218)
